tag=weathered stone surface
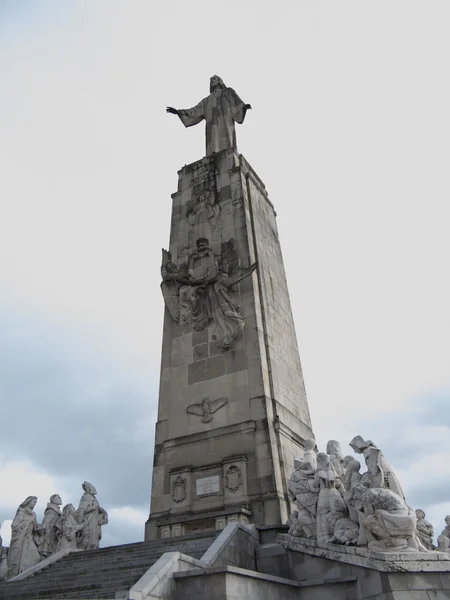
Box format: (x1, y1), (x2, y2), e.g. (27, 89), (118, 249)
(147, 147), (313, 540)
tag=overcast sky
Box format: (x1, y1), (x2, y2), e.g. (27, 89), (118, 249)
(0, 0), (449, 547)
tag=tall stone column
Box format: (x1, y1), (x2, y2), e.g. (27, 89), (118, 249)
(145, 148), (314, 540)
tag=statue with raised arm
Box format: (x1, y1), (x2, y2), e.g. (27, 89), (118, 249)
(166, 75), (251, 156)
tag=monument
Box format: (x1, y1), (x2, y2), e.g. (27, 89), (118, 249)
(3, 77), (450, 600)
(145, 75), (314, 540)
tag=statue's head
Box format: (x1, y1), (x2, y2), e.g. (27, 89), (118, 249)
(20, 496), (37, 510)
(304, 438), (317, 453)
(415, 509), (425, 519)
(63, 503), (75, 517)
(326, 440), (343, 458)
(50, 494), (62, 506)
(445, 515), (450, 526)
(349, 435), (373, 454)
(316, 452), (330, 470)
(347, 459), (361, 473)
(210, 75), (226, 93)
(196, 237), (209, 251)
(343, 455), (355, 468)
(82, 481), (97, 495)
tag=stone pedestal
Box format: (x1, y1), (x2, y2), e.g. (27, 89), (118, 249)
(146, 148), (313, 540)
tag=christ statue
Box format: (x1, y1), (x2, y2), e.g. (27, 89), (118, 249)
(166, 75), (251, 156)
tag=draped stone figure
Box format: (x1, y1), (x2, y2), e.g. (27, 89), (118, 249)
(313, 453), (347, 543)
(186, 189), (220, 251)
(56, 504), (88, 552)
(166, 75), (251, 156)
(415, 509), (435, 550)
(437, 516), (450, 553)
(39, 494), (62, 558)
(287, 457), (319, 538)
(75, 482), (108, 550)
(361, 488), (427, 553)
(161, 238), (256, 350)
(326, 440), (346, 479)
(349, 436), (405, 500)
(7, 497), (43, 579)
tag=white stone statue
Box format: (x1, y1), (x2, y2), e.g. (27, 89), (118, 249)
(299, 438), (318, 473)
(287, 456), (319, 539)
(349, 436), (405, 500)
(437, 516), (450, 553)
(7, 496), (44, 579)
(360, 487), (427, 553)
(166, 75), (251, 156)
(326, 440), (346, 479)
(39, 494), (62, 558)
(343, 459), (362, 523)
(75, 482), (108, 550)
(314, 453), (347, 543)
(56, 504), (88, 551)
(415, 509), (435, 550)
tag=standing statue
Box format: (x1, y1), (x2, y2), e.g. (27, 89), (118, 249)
(75, 482), (108, 550)
(415, 509), (435, 550)
(343, 459), (362, 523)
(7, 497), (44, 579)
(39, 494), (62, 558)
(287, 456), (319, 538)
(437, 516), (450, 553)
(349, 436), (405, 500)
(56, 504), (88, 552)
(166, 75), (251, 156)
(326, 440), (346, 479)
(313, 453), (347, 543)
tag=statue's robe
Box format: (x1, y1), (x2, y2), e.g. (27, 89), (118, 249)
(177, 87), (249, 156)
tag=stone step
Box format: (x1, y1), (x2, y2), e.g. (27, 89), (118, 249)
(0, 534), (218, 600)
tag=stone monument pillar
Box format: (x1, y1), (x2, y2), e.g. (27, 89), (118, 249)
(145, 77), (314, 540)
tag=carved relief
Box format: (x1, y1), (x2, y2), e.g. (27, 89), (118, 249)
(160, 238), (256, 350)
(186, 397), (228, 423)
(172, 476), (187, 503)
(186, 189), (220, 250)
(225, 465), (241, 493)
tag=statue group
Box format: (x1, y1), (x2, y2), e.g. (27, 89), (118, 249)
(287, 436), (440, 553)
(4, 481), (108, 580)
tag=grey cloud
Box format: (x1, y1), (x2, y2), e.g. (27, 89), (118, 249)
(0, 300), (157, 521)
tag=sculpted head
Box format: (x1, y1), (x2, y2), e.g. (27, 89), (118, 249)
(415, 509), (425, 520)
(349, 435), (375, 454)
(347, 459), (361, 473)
(62, 503), (75, 517)
(82, 481), (97, 495)
(316, 452), (330, 470)
(304, 438), (318, 453)
(326, 440), (343, 458)
(20, 496), (37, 510)
(445, 515), (450, 527)
(196, 237), (209, 252)
(50, 494), (62, 506)
(343, 455), (355, 468)
(210, 75), (226, 93)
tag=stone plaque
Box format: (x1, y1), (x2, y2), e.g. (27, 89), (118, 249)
(196, 475), (220, 496)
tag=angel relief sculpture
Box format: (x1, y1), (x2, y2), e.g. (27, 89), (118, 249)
(161, 237), (256, 350)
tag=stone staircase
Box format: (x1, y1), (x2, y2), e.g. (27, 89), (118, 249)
(0, 533), (217, 600)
